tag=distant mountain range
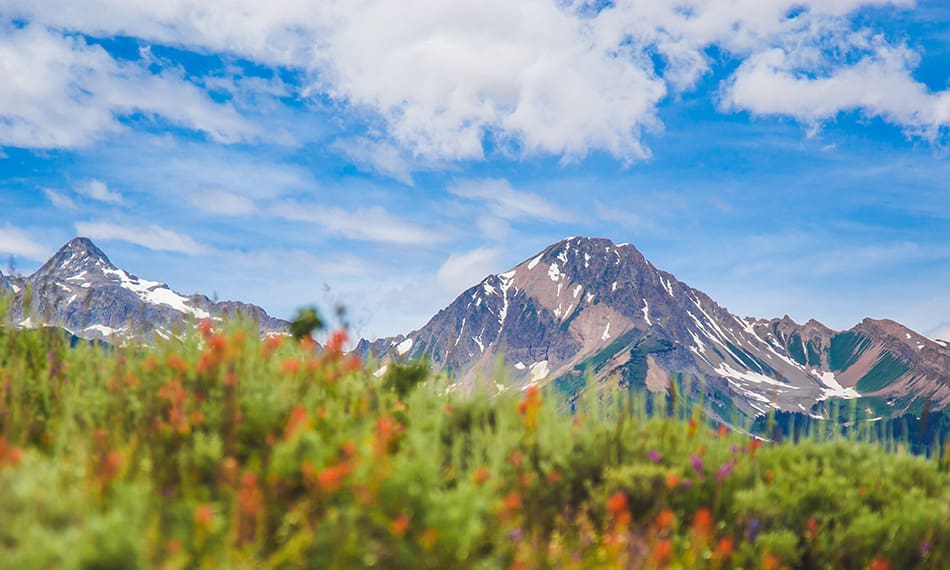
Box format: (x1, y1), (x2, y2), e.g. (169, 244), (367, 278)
(0, 237), (287, 340)
(358, 237), (950, 418)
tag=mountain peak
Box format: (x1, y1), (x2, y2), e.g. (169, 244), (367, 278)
(31, 237), (117, 280)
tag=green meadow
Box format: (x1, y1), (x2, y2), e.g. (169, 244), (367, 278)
(0, 309), (947, 569)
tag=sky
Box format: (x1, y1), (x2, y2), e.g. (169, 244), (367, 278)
(0, 0), (948, 342)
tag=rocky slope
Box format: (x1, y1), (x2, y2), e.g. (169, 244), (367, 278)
(359, 237), (950, 417)
(2, 237), (287, 341)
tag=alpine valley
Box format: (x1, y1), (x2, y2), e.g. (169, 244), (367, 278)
(359, 237), (950, 419)
(0, 237), (287, 341)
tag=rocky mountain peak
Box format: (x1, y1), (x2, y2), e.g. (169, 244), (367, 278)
(31, 237), (117, 281)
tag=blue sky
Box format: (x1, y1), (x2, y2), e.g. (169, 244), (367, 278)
(0, 0), (948, 341)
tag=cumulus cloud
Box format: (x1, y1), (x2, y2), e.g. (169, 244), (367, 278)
(76, 179), (123, 205)
(436, 247), (503, 293)
(3, 0), (945, 161)
(75, 221), (209, 255)
(271, 201), (441, 245)
(0, 24), (259, 150)
(449, 178), (572, 222)
(0, 225), (49, 261)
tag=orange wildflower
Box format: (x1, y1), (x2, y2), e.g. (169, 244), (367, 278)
(653, 539), (673, 567)
(687, 418), (699, 437)
(517, 385), (542, 430)
(715, 537), (735, 559)
(717, 424), (729, 438)
(656, 508), (676, 531)
(503, 492), (522, 513)
(749, 438), (763, 456)
(238, 472), (263, 517)
(317, 462), (352, 492)
(279, 357), (301, 375)
(761, 553), (781, 570)
(665, 473), (680, 490)
(868, 559), (890, 570)
(98, 450), (123, 485)
(472, 466), (492, 486)
(327, 329), (348, 354)
(194, 503), (215, 528)
(420, 528), (438, 549)
(284, 405), (310, 441)
(197, 319), (214, 338)
(607, 491), (628, 516)
(261, 334), (283, 358)
(806, 518), (819, 540)
(391, 514), (410, 537)
(166, 353), (189, 374)
(692, 508), (713, 543)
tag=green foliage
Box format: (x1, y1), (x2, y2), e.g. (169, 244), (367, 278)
(289, 306), (323, 341)
(0, 309), (946, 569)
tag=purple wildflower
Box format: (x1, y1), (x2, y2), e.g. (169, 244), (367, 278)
(508, 528), (523, 543)
(920, 540), (931, 558)
(648, 449), (662, 463)
(747, 517), (760, 544)
(716, 460), (737, 483)
(690, 455), (704, 474)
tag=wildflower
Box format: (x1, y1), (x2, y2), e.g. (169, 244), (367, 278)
(716, 460), (736, 483)
(391, 514), (410, 537)
(279, 357), (301, 375)
(517, 385), (542, 430)
(749, 438), (763, 456)
(648, 449), (662, 463)
(690, 455), (704, 475)
(317, 462), (352, 492)
(747, 517), (761, 544)
(868, 558), (890, 570)
(197, 319), (214, 338)
(717, 424), (729, 438)
(283, 405), (310, 441)
(238, 472), (263, 517)
(546, 468), (562, 484)
(98, 450), (123, 485)
(472, 466), (492, 486)
(261, 334), (283, 358)
(715, 537), (734, 559)
(509, 451), (524, 469)
(503, 492), (522, 513)
(687, 418), (699, 437)
(656, 508), (676, 530)
(194, 504), (215, 529)
(420, 528), (438, 549)
(806, 518), (819, 540)
(665, 473), (680, 490)
(508, 528), (524, 543)
(166, 353), (189, 374)
(761, 552), (781, 570)
(652, 539), (673, 567)
(920, 540), (932, 558)
(607, 491), (628, 516)
(692, 508), (713, 543)
(327, 328), (348, 354)
(680, 478), (693, 489)
(731, 444), (741, 454)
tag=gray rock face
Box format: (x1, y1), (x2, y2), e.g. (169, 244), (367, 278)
(3, 237), (287, 341)
(359, 237), (950, 417)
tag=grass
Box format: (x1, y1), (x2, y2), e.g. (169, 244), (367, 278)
(0, 307), (947, 569)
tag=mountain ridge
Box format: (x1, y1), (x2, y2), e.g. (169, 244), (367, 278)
(359, 236), (949, 417)
(2, 237), (287, 341)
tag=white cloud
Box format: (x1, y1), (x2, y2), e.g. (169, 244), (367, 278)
(76, 179), (123, 205)
(449, 178), (572, 222)
(74, 221), (209, 255)
(0, 24), (259, 150)
(436, 247), (503, 293)
(0, 225), (49, 261)
(271, 201), (440, 245)
(189, 189), (255, 216)
(3, 0), (942, 161)
(41, 188), (76, 210)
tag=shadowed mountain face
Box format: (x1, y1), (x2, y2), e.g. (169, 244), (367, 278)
(359, 237), (950, 417)
(3, 238), (287, 341)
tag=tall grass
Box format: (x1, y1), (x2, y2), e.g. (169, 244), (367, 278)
(0, 304), (946, 569)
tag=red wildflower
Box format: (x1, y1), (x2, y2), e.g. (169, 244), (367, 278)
(197, 319), (214, 339)
(166, 353), (189, 374)
(750, 438), (763, 456)
(517, 385), (542, 430)
(503, 492), (522, 513)
(762, 553), (781, 570)
(327, 328), (348, 354)
(317, 462), (352, 492)
(717, 424), (729, 438)
(687, 418), (699, 437)
(607, 491), (628, 516)
(715, 537), (735, 559)
(284, 406), (310, 441)
(391, 514), (410, 537)
(261, 334), (283, 358)
(692, 508), (713, 543)
(806, 517), (819, 540)
(279, 357), (301, 375)
(665, 473), (680, 490)
(653, 539), (673, 567)
(868, 559), (890, 570)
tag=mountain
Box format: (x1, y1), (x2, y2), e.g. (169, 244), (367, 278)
(358, 237), (950, 417)
(2, 237), (287, 341)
